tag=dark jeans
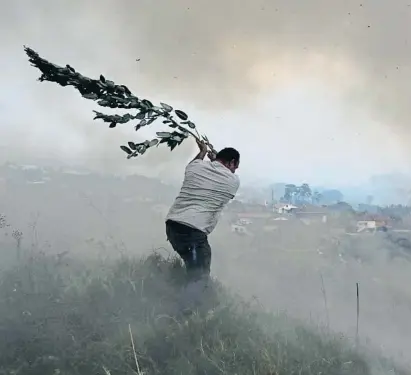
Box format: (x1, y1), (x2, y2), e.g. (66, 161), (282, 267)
(166, 220), (211, 280)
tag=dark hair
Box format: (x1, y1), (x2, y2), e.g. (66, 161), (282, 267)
(215, 147), (240, 164)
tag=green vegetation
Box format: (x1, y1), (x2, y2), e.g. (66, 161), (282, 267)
(24, 47), (216, 160)
(0, 246), (406, 375)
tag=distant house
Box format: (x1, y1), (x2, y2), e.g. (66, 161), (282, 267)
(274, 203), (298, 214)
(356, 213), (390, 232)
(356, 220), (387, 233)
(296, 204), (328, 224)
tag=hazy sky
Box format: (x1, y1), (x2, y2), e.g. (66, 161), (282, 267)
(1, 0), (411, 187)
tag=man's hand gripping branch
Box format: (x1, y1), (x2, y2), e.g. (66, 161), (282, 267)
(191, 139), (216, 163)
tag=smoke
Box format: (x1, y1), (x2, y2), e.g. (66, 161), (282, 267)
(1, 0), (411, 177)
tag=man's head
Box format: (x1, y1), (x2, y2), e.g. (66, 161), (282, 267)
(215, 147), (240, 173)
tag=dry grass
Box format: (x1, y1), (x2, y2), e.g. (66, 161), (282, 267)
(0, 247), (407, 375)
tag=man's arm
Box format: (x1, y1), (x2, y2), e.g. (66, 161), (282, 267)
(189, 139), (208, 163)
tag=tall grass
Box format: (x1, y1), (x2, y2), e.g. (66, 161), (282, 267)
(0, 247), (407, 375)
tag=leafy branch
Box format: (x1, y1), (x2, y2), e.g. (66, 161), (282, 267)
(24, 46), (216, 159)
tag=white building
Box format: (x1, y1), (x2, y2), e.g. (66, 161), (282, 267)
(275, 203), (298, 214)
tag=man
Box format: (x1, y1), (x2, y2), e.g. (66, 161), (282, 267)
(165, 139), (240, 280)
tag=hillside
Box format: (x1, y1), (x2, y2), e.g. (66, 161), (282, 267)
(0, 247), (407, 375)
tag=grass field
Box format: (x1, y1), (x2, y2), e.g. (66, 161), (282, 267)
(0, 245), (408, 375)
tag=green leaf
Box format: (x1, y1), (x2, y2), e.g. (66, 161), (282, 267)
(187, 121), (196, 129)
(82, 93), (98, 100)
(136, 144), (145, 152)
(175, 110), (188, 120)
(97, 100), (109, 106)
(100, 75), (106, 83)
(109, 122), (116, 128)
(142, 99), (153, 108)
(93, 111), (103, 120)
(167, 139), (179, 151)
(127, 150), (139, 159)
(178, 125), (189, 133)
(171, 135), (183, 142)
(139, 119), (147, 126)
(128, 142), (137, 150)
(120, 145), (132, 155)
(66, 64), (75, 73)
(158, 138), (169, 145)
(149, 139), (159, 147)
(136, 112), (146, 120)
(121, 85), (131, 95)
(156, 131), (172, 138)
(160, 103), (173, 112)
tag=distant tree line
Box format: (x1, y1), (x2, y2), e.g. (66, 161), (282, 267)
(374, 204), (411, 223)
(280, 183), (344, 205)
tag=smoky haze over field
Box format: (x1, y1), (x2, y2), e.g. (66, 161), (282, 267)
(1, 166), (411, 369)
(1, 2), (411, 371)
(1, 0), (411, 183)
